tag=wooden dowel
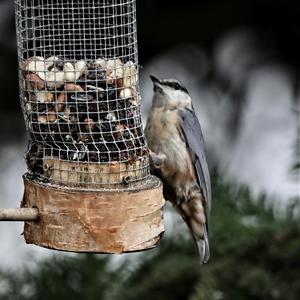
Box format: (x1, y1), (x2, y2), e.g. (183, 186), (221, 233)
(0, 208), (39, 221)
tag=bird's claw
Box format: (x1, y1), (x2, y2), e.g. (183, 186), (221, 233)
(149, 150), (166, 169)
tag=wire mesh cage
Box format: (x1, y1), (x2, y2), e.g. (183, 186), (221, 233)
(15, 0), (149, 189)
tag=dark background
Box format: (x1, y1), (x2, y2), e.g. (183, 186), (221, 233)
(137, 0), (299, 66)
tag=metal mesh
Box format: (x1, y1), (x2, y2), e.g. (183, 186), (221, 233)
(14, 0), (149, 189)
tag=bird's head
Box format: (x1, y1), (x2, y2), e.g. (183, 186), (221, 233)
(150, 75), (192, 108)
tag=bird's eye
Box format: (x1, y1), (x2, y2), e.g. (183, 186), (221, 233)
(174, 83), (180, 90)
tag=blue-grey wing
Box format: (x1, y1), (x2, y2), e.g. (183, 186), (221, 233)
(178, 107), (212, 218)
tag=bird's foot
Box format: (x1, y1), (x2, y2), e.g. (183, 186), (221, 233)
(149, 150), (166, 169)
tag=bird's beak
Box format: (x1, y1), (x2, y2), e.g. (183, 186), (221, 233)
(150, 75), (161, 86)
(150, 75), (164, 94)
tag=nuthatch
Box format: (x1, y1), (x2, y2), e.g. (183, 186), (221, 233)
(145, 75), (212, 263)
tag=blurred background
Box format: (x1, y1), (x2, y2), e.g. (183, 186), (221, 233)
(0, 0), (299, 299)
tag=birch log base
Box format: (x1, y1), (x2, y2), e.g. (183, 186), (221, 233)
(22, 174), (165, 254)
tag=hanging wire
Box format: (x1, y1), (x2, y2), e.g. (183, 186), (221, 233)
(14, 0), (149, 189)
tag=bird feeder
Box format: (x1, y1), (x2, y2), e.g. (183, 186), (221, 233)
(0, 0), (165, 253)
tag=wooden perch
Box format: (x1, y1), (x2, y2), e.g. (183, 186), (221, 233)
(0, 208), (39, 221)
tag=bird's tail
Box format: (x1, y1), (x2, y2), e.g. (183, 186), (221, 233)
(196, 226), (210, 264)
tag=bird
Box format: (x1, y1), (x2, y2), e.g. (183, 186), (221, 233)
(145, 75), (212, 263)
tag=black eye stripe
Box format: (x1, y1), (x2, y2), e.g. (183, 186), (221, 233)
(162, 82), (189, 93)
